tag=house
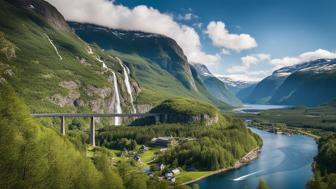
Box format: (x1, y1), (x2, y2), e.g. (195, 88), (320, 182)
(140, 145), (149, 152)
(134, 155), (141, 161)
(164, 172), (173, 178)
(168, 177), (176, 183)
(151, 137), (177, 147)
(171, 168), (180, 175)
(159, 164), (165, 171)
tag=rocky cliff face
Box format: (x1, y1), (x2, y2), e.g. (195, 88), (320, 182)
(6, 0), (71, 32)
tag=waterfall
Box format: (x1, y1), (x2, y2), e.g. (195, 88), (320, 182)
(45, 34), (63, 60)
(112, 72), (122, 125)
(116, 57), (136, 113)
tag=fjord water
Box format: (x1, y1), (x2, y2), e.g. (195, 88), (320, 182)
(197, 128), (318, 189)
(234, 104), (292, 113)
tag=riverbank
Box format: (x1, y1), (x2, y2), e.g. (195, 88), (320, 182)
(178, 147), (261, 185)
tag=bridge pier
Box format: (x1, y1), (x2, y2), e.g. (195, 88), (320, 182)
(163, 114), (168, 123)
(155, 115), (160, 123)
(60, 116), (65, 135)
(90, 117), (96, 147)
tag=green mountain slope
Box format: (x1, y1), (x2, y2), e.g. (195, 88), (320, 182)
(69, 22), (230, 109)
(0, 0), (144, 119)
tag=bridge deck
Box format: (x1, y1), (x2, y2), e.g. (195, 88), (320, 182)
(32, 113), (161, 118)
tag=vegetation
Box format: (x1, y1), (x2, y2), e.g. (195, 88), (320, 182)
(235, 102), (336, 132)
(98, 121), (261, 171)
(308, 134), (336, 189)
(0, 83), (190, 189)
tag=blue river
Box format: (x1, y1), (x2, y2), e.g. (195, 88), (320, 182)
(197, 128), (318, 189)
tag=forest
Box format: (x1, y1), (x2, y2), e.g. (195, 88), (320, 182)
(98, 120), (261, 171)
(0, 83), (191, 189)
(308, 134), (336, 189)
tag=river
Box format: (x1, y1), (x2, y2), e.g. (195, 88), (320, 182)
(197, 128), (318, 189)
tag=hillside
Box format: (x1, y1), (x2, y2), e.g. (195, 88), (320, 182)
(0, 0), (141, 122)
(0, 0), (231, 132)
(245, 58), (336, 106)
(69, 22), (230, 109)
(193, 63), (241, 106)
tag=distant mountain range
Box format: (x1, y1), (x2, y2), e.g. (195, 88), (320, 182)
(242, 59), (336, 106)
(216, 76), (257, 94)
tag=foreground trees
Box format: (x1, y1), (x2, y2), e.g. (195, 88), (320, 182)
(0, 84), (187, 189)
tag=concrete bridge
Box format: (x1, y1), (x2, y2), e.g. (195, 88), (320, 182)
(32, 113), (167, 147)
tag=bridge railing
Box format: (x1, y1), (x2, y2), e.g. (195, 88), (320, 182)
(31, 113), (167, 147)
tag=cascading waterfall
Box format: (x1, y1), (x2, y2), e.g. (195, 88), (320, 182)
(116, 57), (136, 113)
(112, 71), (122, 126)
(45, 34), (63, 60)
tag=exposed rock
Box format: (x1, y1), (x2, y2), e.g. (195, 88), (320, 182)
(0, 32), (16, 60)
(60, 80), (79, 90)
(73, 98), (82, 107)
(165, 113), (219, 126)
(6, 0), (72, 32)
(49, 93), (80, 107)
(86, 85), (112, 98)
(136, 104), (153, 113)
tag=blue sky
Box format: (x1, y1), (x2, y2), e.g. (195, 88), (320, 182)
(48, 0), (336, 81)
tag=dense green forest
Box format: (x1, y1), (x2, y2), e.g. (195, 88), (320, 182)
(0, 83), (190, 189)
(308, 134), (336, 189)
(98, 121), (261, 171)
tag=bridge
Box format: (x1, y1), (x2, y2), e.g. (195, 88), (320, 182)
(32, 113), (167, 147)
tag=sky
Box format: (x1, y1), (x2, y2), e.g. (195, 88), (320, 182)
(46, 0), (336, 82)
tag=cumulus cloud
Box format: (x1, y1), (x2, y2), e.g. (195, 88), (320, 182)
(206, 21), (257, 52)
(46, 0), (219, 65)
(227, 54), (270, 74)
(270, 49), (336, 68)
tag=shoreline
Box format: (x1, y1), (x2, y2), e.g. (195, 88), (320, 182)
(180, 147), (261, 185)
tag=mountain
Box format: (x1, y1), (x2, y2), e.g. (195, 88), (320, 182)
(69, 22), (231, 109)
(193, 64), (242, 106)
(246, 58), (336, 106)
(0, 0), (231, 125)
(236, 83), (257, 102)
(0, 0), (144, 121)
(216, 76), (256, 94)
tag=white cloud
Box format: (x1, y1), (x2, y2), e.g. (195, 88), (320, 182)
(270, 49), (336, 68)
(46, 0), (219, 65)
(227, 54), (270, 74)
(177, 13), (197, 21)
(206, 21), (257, 52)
(224, 53), (271, 82)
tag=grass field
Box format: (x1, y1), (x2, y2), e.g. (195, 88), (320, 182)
(176, 171), (212, 184)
